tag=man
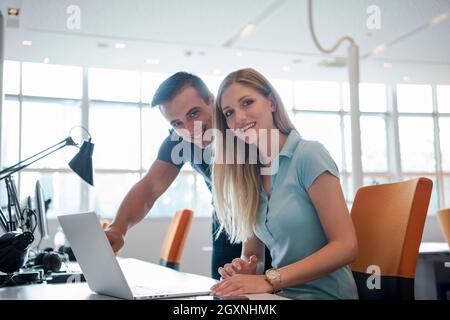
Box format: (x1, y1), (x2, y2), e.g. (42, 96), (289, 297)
(105, 72), (271, 279)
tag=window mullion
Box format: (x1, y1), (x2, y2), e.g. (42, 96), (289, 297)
(432, 85), (444, 208)
(386, 84), (402, 181)
(81, 67), (90, 211)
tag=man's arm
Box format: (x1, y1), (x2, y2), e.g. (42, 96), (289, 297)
(105, 160), (180, 252)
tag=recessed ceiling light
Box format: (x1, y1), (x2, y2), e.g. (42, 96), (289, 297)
(372, 44), (386, 55)
(236, 51), (243, 57)
(115, 43), (126, 49)
(213, 69), (221, 75)
(8, 8), (20, 16)
(22, 40), (32, 46)
(431, 12), (449, 26)
(403, 76), (410, 82)
(240, 23), (255, 38)
(383, 62), (393, 69)
(282, 66), (290, 71)
(43, 57), (50, 64)
(145, 59), (160, 65)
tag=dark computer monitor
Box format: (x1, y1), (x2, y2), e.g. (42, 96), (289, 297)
(35, 180), (49, 239)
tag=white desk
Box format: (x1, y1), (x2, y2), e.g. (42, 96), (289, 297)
(419, 242), (449, 254)
(0, 258), (288, 301)
(0, 282), (287, 300)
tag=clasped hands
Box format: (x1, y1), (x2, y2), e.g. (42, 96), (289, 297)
(209, 255), (273, 297)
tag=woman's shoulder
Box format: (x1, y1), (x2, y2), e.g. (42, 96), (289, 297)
(293, 138), (338, 173)
(292, 138), (330, 162)
(291, 138), (340, 189)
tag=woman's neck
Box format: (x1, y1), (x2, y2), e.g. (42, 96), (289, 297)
(258, 129), (288, 167)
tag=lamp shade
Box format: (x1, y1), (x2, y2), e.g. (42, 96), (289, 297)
(69, 140), (94, 186)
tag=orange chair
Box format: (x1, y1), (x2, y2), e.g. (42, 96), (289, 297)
(159, 209), (194, 270)
(350, 178), (433, 299)
(436, 208), (450, 248)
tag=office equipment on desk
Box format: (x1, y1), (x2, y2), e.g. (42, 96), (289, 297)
(35, 181), (49, 241)
(0, 126), (94, 276)
(415, 241), (450, 300)
(58, 211), (213, 300)
(350, 177), (433, 300)
(159, 209), (193, 270)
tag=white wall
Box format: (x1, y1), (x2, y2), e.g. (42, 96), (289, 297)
(43, 217), (213, 277)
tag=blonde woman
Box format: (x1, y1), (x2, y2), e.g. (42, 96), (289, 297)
(210, 68), (358, 299)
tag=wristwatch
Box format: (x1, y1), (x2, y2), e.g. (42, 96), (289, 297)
(264, 268), (282, 293)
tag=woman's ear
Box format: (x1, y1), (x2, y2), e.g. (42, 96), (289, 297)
(269, 93), (277, 112)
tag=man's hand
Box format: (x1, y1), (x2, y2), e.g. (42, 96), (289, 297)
(218, 255), (259, 279)
(104, 225), (125, 254)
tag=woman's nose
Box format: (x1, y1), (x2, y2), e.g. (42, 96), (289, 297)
(234, 109), (247, 127)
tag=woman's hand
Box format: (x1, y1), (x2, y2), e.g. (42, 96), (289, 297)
(217, 255), (259, 279)
(210, 274), (273, 297)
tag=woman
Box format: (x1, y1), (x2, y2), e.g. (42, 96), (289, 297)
(209, 68), (358, 299)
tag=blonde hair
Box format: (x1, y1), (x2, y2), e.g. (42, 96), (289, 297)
(212, 68), (295, 243)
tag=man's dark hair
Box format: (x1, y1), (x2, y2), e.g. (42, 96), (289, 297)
(151, 72), (213, 108)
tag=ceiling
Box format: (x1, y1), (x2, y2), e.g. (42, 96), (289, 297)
(2, 0), (450, 84)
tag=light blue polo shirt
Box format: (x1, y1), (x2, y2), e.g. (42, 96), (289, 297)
(254, 129), (358, 300)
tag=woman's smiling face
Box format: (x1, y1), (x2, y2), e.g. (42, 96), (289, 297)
(220, 83), (276, 145)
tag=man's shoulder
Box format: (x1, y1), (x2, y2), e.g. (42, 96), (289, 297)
(157, 130), (189, 168)
(160, 130), (181, 145)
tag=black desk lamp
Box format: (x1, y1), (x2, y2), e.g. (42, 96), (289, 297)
(0, 127), (94, 274)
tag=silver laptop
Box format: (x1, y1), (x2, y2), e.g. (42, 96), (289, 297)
(57, 211), (214, 299)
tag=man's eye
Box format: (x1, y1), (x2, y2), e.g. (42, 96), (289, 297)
(173, 122), (180, 128)
(243, 99), (253, 107)
(189, 111), (199, 118)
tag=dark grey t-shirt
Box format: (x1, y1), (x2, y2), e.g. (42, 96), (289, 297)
(156, 130), (212, 190)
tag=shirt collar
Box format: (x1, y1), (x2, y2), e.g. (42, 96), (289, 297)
(279, 129), (301, 159)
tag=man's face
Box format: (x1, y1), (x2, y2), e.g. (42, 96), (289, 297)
(160, 86), (214, 148)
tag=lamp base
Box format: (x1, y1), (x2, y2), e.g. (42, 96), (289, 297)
(0, 269), (43, 287)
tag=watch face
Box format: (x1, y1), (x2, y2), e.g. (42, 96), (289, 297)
(267, 269), (277, 280)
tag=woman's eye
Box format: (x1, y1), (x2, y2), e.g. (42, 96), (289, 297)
(242, 99), (253, 107)
(224, 110), (233, 118)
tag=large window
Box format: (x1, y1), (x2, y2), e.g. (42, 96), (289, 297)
(2, 61), (449, 218)
(1, 62), (213, 219)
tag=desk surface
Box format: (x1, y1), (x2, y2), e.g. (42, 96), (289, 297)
(0, 258), (288, 301)
(0, 282), (287, 300)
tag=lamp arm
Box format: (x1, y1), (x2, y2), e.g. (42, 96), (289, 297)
(0, 207), (8, 232)
(0, 137), (77, 180)
(4, 176), (21, 231)
(307, 0), (363, 191)
(307, 0), (355, 53)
